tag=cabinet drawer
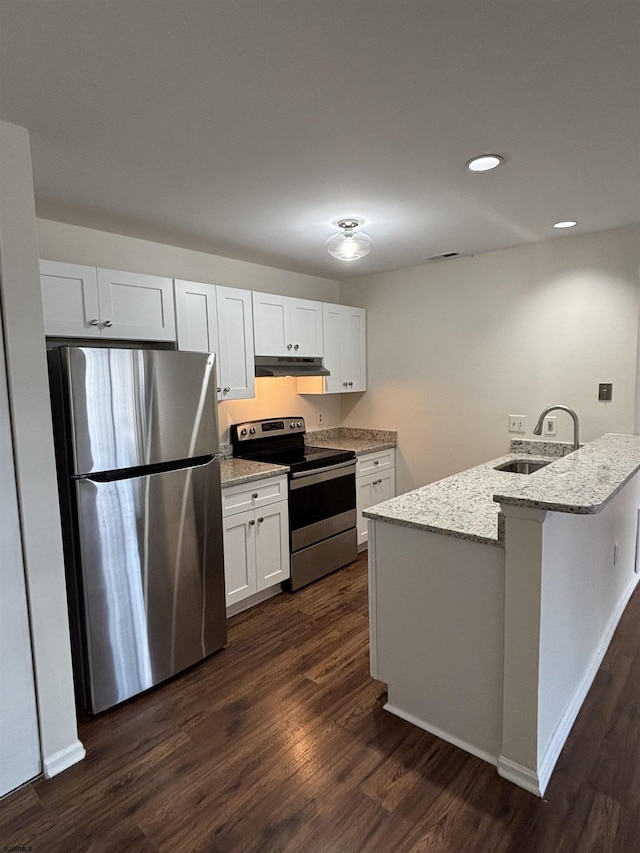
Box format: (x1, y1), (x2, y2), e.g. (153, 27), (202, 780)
(222, 474), (288, 517)
(356, 449), (395, 477)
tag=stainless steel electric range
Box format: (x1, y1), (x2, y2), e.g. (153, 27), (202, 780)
(231, 417), (357, 591)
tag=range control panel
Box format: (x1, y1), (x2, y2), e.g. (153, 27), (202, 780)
(231, 417), (306, 443)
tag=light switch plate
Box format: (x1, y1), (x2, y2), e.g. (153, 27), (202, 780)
(508, 414), (527, 433)
(598, 383), (613, 401)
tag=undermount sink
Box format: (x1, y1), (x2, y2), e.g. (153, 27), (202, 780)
(494, 459), (552, 475)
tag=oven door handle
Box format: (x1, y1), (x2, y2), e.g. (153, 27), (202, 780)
(290, 459), (356, 488)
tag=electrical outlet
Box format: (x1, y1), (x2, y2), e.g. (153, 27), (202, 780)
(508, 415), (527, 433)
(543, 416), (557, 436)
(317, 411), (324, 425)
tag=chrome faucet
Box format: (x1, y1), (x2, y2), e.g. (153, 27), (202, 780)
(533, 404), (580, 451)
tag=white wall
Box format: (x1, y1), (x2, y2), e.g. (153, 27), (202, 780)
(0, 121), (85, 780)
(36, 220), (343, 433)
(340, 227), (640, 494)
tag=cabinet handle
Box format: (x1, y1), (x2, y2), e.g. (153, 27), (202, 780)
(287, 343), (293, 350)
(257, 517), (264, 523)
(294, 344), (299, 350)
(252, 492), (259, 499)
(217, 387), (222, 393)
(249, 519), (256, 526)
(89, 318), (99, 326)
(102, 320), (113, 328)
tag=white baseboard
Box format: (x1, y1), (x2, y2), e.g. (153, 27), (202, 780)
(497, 756), (543, 797)
(226, 583), (283, 618)
(43, 739), (86, 779)
(384, 702), (498, 768)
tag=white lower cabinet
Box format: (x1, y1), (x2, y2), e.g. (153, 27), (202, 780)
(356, 449), (396, 548)
(222, 474), (289, 613)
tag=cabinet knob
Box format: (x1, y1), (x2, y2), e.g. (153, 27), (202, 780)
(374, 460), (379, 465)
(293, 344), (299, 350)
(224, 386), (230, 393)
(343, 382), (348, 387)
(252, 492), (259, 499)
(102, 320), (113, 328)
(249, 519), (256, 526)
(348, 381), (353, 386)
(217, 387), (222, 393)
(257, 517), (264, 523)
(89, 318), (99, 326)
(287, 343), (293, 350)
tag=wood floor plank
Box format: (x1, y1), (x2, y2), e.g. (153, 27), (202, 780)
(3, 552), (640, 852)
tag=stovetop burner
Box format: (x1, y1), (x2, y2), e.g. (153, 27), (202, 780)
(230, 417), (355, 474)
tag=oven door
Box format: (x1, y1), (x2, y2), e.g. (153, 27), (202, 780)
(289, 460), (357, 552)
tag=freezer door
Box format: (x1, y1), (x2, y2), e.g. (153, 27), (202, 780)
(63, 347), (219, 475)
(75, 457), (226, 713)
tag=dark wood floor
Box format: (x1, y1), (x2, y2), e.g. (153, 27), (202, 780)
(3, 552), (640, 852)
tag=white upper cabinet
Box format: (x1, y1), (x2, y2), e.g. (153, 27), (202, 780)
(298, 303), (366, 395)
(174, 278), (219, 354)
(174, 280), (255, 401)
(97, 269), (175, 341)
(40, 261), (101, 338)
(40, 260), (175, 341)
(252, 292), (323, 357)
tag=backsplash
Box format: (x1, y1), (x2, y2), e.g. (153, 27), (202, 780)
(306, 426), (397, 445)
(510, 439), (576, 458)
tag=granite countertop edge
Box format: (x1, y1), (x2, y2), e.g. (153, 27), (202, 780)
(221, 458), (289, 488)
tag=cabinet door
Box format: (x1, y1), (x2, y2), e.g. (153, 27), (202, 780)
(357, 463), (395, 548)
(356, 476), (374, 547)
(341, 307), (366, 391)
(174, 279), (220, 356)
(252, 292), (288, 356)
(372, 469), (395, 505)
(216, 286), (255, 401)
(255, 502), (290, 590)
(40, 260), (100, 337)
(223, 509), (257, 606)
(289, 298), (323, 357)
(321, 303), (344, 393)
(97, 269), (176, 341)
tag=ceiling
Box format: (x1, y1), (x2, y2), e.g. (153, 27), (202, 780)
(0, 1), (638, 280)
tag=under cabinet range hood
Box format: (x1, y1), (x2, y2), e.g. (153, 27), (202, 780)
(255, 356), (330, 378)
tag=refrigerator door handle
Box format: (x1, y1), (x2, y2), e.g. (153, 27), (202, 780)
(74, 454), (217, 483)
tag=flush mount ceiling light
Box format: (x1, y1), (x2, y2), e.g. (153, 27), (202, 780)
(326, 219), (373, 261)
(466, 154), (504, 172)
(553, 220), (578, 229)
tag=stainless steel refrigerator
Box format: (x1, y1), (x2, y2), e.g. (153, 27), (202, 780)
(48, 346), (226, 713)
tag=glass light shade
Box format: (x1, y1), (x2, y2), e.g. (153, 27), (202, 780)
(326, 224), (373, 261)
(553, 220), (577, 229)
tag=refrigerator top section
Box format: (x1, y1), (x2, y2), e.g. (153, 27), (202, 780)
(62, 347), (219, 476)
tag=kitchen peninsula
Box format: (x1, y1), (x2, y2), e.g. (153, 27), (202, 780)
(365, 434), (640, 796)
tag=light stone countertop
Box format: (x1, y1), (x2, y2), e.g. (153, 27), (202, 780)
(305, 427), (397, 455)
(221, 458), (289, 488)
(363, 434), (640, 547)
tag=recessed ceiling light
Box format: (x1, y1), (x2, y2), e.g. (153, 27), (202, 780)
(466, 154), (503, 172)
(553, 220), (578, 229)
